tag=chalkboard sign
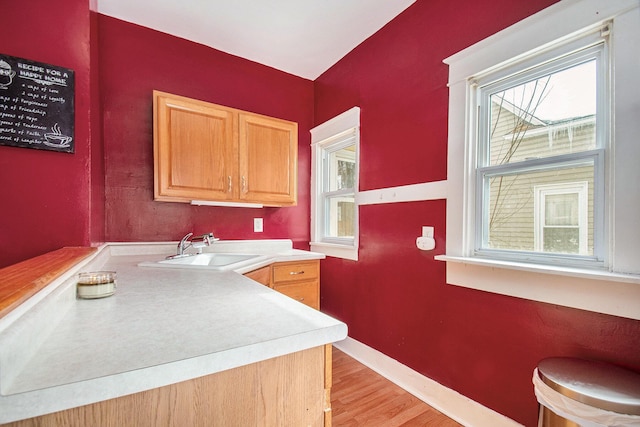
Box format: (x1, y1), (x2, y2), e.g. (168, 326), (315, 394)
(0, 54), (75, 153)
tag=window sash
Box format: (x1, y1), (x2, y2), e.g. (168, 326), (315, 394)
(475, 147), (605, 266)
(321, 192), (356, 244)
(472, 35), (607, 268)
(477, 43), (606, 167)
(319, 134), (356, 245)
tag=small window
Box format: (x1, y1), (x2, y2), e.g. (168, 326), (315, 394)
(534, 182), (589, 255)
(310, 108), (360, 260)
(474, 36), (606, 267)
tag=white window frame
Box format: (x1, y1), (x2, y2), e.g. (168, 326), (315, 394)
(438, 0), (640, 321)
(534, 182), (589, 255)
(310, 107), (360, 261)
(474, 41), (606, 268)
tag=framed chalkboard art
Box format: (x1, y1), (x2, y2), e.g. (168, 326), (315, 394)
(0, 54), (75, 153)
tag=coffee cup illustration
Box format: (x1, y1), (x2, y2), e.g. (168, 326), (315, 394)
(0, 60), (16, 89)
(44, 123), (72, 148)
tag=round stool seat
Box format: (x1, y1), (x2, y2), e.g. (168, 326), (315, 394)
(538, 357), (640, 416)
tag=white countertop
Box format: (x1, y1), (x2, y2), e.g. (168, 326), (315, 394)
(0, 240), (347, 423)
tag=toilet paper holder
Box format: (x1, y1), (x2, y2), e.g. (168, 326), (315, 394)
(416, 226), (435, 251)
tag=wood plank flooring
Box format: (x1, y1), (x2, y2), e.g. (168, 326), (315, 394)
(331, 347), (462, 427)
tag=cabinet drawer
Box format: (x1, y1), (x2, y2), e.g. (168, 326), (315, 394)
(272, 261), (319, 284)
(273, 280), (319, 310)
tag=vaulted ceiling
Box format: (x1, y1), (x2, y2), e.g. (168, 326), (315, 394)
(96, 0), (416, 80)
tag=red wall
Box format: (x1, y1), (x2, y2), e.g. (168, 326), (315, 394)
(0, 0), (96, 268)
(97, 16), (314, 246)
(315, 1), (640, 425)
(2, 2), (639, 425)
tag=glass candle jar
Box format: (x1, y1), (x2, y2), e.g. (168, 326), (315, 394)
(77, 271), (117, 299)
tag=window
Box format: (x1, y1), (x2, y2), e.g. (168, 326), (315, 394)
(310, 107), (360, 260)
(474, 39), (605, 268)
(534, 182), (588, 255)
(440, 0), (640, 320)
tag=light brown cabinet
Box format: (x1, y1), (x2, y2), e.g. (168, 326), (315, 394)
(6, 346), (330, 427)
(245, 260), (320, 310)
(153, 91), (297, 206)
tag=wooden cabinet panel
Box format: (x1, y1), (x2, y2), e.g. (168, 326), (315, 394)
(272, 260), (320, 310)
(6, 347), (328, 427)
(272, 260), (319, 284)
(239, 113), (297, 206)
(244, 260), (320, 310)
(153, 91), (297, 206)
(273, 280), (319, 310)
(243, 265), (271, 286)
(154, 91), (236, 202)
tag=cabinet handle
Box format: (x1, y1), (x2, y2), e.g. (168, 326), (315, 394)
(297, 297), (305, 302)
(242, 176), (247, 193)
(289, 271), (305, 275)
(227, 176), (232, 193)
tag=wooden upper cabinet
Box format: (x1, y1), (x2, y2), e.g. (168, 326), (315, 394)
(153, 91), (297, 206)
(239, 113), (297, 206)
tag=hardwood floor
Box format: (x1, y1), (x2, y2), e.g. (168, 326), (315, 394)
(331, 347), (462, 427)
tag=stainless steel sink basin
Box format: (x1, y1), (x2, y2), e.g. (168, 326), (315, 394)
(138, 253), (268, 271)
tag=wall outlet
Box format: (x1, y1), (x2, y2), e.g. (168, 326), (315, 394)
(254, 218), (263, 233)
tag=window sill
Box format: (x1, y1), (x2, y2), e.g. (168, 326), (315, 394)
(310, 242), (358, 261)
(435, 255), (640, 320)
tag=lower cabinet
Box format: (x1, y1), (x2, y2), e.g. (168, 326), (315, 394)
(245, 260), (320, 310)
(6, 346), (331, 427)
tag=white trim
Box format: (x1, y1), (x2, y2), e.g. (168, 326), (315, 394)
(190, 200), (263, 208)
(443, 0), (637, 84)
(311, 107), (360, 261)
(334, 337), (522, 427)
(311, 107), (360, 142)
(357, 180), (447, 205)
(437, 256), (640, 321)
(309, 242), (357, 261)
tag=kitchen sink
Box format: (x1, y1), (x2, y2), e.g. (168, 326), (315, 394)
(138, 253), (269, 271)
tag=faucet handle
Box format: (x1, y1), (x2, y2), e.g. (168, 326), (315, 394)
(179, 232), (193, 244)
(201, 232), (219, 245)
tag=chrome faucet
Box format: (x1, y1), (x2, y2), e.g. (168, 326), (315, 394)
(171, 232), (218, 258)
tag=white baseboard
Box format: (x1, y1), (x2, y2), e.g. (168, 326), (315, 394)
(333, 337), (522, 427)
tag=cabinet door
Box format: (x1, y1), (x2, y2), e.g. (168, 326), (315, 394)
(154, 91), (237, 202)
(238, 113), (297, 206)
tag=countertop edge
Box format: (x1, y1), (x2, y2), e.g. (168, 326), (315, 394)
(0, 241), (343, 424)
(0, 324), (347, 424)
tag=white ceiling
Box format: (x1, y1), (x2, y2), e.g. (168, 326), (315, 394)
(96, 0), (416, 80)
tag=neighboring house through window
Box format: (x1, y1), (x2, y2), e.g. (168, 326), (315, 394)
(310, 107), (360, 261)
(534, 182), (589, 255)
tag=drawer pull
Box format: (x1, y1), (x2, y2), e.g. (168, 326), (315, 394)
(297, 297), (305, 302)
(289, 270), (305, 275)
